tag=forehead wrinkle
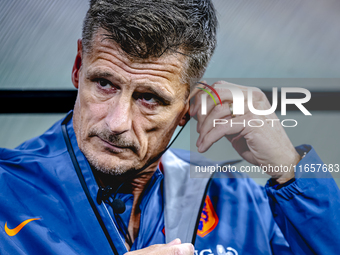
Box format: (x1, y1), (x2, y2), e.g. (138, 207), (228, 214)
(94, 54), (174, 89)
(86, 54), (178, 98)
(95, 36), (185, 77)
(98, 49), (183, 82)
(87, 33), (187, 97)
(91, 51), (182, 95)
(86, 65), (128, 85)
(92, 29), (187, 75)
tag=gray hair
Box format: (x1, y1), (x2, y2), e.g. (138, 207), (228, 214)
(82, 0), (218, 89)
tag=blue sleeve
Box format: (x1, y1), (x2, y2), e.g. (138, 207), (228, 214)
(265, 145), (340, 255)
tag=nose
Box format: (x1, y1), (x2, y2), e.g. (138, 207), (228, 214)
(105, 96), (132, 135)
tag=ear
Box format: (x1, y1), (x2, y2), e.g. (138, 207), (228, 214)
(178, 84), (202, 126)
(72, 39), (83, 89)
(178, 110), (190, 126)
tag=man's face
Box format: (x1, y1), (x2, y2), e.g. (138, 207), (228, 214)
(72, 30), (189, 175)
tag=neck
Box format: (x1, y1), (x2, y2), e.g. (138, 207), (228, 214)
(93, 161), (158, 194)
(93, 162), (159, 250)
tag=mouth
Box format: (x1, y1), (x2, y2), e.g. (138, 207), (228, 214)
(97, 136), (128, 153)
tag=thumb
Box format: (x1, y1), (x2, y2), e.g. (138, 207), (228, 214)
(166, 238), (181, 247)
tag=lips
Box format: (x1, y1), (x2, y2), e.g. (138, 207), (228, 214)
(97, 136), (128, 150)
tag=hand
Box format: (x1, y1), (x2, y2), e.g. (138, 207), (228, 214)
(190, 81), (300, 183)
(124, 239), (194, 255)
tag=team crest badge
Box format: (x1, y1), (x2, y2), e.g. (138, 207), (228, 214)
(197, 195), (219, 237)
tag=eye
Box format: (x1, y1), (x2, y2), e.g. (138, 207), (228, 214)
(96, 78), (113, 89)
(141, 93), (157, 104)
(133, 92), (162, 108)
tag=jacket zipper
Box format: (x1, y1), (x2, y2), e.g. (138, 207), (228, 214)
(191, 174), (215, 245)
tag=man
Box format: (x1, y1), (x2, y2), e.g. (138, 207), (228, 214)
(0, 0), (339, 254)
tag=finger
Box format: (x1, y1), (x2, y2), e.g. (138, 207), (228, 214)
(213, 80), (250, 92)
(198, 116), (247, 153)
(195, 85), (248, 133)
(212, 81), (275, 116)
(123, 240), (192, 255)
(189, 80), (207, 117)
(195, 91), (208, 133)
(167, 243), (195, 255)
(191, 89), (211, 133)
(189, 88), (203, 117)
(191, 81), (226, 119)
(190, 88), (205, 119)
(192, 86), (223, 133)
(124, 244), (164, 255)
(191, 83), (219, 118)
(192, 81), (262, 137)
(166, 238), (181, 246)
(197, 103), (232, 147)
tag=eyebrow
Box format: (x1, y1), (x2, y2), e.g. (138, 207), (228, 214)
(138, 84), (174, 104)
(86, 69), (126, 84)
(86, 69), (175, 104)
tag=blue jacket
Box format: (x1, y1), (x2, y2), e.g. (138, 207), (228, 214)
(0, 112), (339, 255)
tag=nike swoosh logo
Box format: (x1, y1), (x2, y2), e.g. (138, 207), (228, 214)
(4, 218), (41, 236)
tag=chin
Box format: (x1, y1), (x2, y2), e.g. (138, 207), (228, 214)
(78, 139), (134, 173)
(91, 157), (136, 175)
(84, 149), (138, 175)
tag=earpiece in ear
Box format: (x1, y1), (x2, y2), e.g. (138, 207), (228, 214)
(179, 112), (191, 126)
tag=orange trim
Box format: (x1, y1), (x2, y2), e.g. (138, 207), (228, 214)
(4, 218), (41, 236)
(197, 196), (219, 237)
